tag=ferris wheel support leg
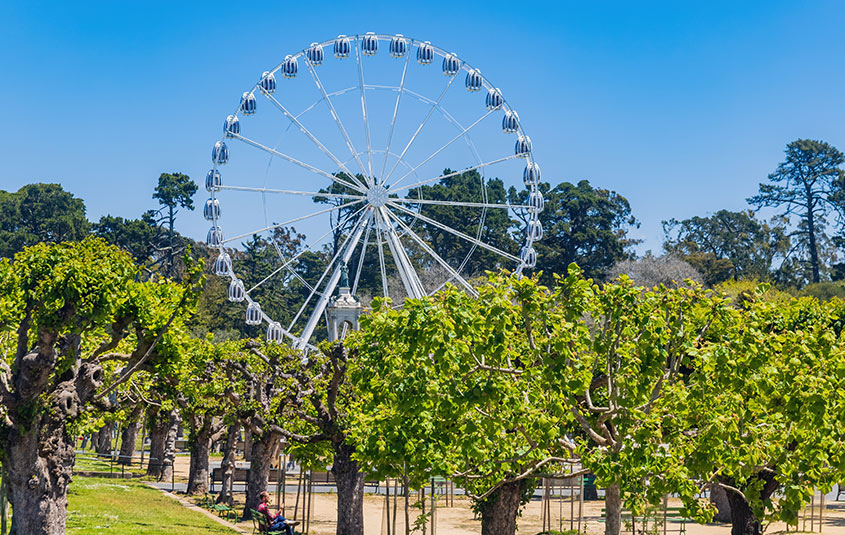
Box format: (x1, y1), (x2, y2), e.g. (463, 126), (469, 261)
(294, 210), (372, 350)
(378, 208), (425, 300)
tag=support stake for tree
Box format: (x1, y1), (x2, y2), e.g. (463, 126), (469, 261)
(386, 477), (391, 535)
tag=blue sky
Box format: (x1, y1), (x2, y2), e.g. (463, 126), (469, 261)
(2, 1), (845, 253)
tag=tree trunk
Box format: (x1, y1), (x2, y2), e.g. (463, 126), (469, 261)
(147, 407), (180, 481)
(118, 405), (144, 465)
(477, 479), (530, 535)
(186, 415), (213, 495)
(243, 430), (281, 519)
(147, 407), (168, 478)
(710, 484), (732, 523)
(160, 410), (181, 482)
(726, 489), (761, 535)
(604, 482), (622, 535)
(806, 190), (821, 283)
(332, 444), (365, 535)
(243, 428), (253, 462)
(5, 413), (75, 535)
(217, 423), (239, 506)
(94, 424), (112, 456)
(720, 474), (778, 535)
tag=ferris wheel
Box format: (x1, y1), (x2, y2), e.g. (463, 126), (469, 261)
(204, 33), (544, 351)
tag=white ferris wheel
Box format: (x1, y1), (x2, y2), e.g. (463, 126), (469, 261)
(204, 33), (544, 351)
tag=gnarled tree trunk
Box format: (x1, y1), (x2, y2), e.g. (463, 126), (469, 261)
(186, 414), (215, 495)
(94, 424), (112, 456)
(477, 479), (533, 535)
(722, 474), (779, 535)
(147, 406), (167, 478)
(217, 423), (239, 506)
(710, 484), (732, 523)
(118, 404), (143, 465)
(726, 489), (760, 535)
(332, 443), (365, 535)
(147, 407), (180, 481)
(243, 429), (281, 519)
(6, 412), (75, 535)
(604, 482), (622, 535)
(4, 348), (104, 535)
(243, 427), (253, 462)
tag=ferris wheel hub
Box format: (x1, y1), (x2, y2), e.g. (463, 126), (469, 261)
(366, 184), (389, 207)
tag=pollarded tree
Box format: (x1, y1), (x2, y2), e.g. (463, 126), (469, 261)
(346, 275), (579, 535)
(748, 139), (845, 284)
(546, 268), (731, 535)
(254, 341), (368, 535)
(667, 290), (845, 535)
(0, 238), (202, 535)
(179, 337), (235, 495)
(226, 339), (365, 534)
(223, 341), (296, 519)
(348, 268), (733, 535)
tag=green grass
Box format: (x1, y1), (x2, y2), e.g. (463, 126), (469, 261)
(74, 455), (147, 475)
(67, 477), (238, 535)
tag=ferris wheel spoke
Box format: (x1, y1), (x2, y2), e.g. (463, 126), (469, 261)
(381, 207), (477, 297)
(387, 201), (521, 264)
(304, 60), (371, 183)
(380, 51), (412, 182)
(378, 208), (426, 299)
(288, 209), (371, 332)
(390, 155), (520, 195)
(388, 109), (495, 190)
(263, 93), (366, 190)
(231, 133), (365, 193)
(354, 39), (375, 179)
(219, 184), (364, 201)
(383, 74), (459, 184)
(292, 209), (374, 349)
(375, 215), (390, 299)
(222, 199), (363, 245)
(351, 223), (371, 296)
(389, 196), (530, 210)
(247, 203), (369, 294)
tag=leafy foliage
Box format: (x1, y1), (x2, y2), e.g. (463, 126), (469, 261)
(0, 183), (90, 259)
(663, 210), (789, 286)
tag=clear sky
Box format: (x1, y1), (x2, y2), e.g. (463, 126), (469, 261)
(2, 0), (845, 253)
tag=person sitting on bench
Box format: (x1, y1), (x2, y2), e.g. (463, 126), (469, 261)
(257, 491), (294, 535)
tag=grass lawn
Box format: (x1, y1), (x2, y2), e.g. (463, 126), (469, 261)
(67, 477), (238, 535)
(74, 455), (147, 475)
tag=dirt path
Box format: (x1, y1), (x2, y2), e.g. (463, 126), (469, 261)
(202, 491), (845, 535)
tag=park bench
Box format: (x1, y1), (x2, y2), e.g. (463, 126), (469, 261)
(249, 508), (300, 534)
(212, 502), (237, 520)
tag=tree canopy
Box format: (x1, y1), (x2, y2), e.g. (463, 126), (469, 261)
(748, 139), (845, 285)
(0, 183), (90, 259)
(663, 210), (789, 286)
